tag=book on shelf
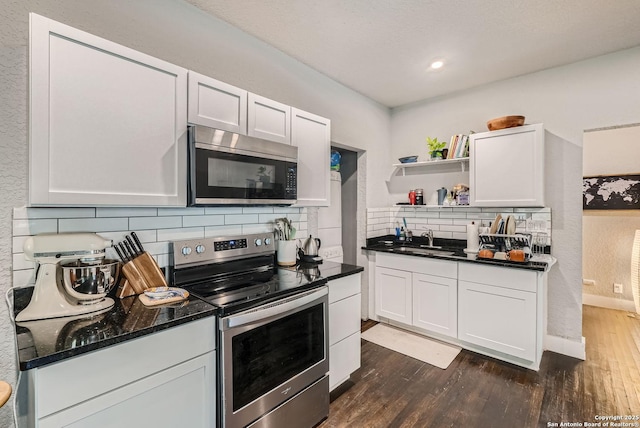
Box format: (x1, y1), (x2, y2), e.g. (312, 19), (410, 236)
(448, 134), (469, 158)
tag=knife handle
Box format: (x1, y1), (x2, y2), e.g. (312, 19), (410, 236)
(131, 231), (145, 254)
(123, 240), (137, 260)
(126, 235), (140, 256)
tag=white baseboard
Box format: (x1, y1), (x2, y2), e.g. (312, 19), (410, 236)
(545, 335), (586, 360)
(582, 293), (637, 312)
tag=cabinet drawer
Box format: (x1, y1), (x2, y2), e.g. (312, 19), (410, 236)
(329, 332), (360, 391)
(328, 273), (361, 304)
(458, 263), (537, 293)
(36, 317), (215, 417)
(376, 253), (457, 279)
(329, 294), (361, 345)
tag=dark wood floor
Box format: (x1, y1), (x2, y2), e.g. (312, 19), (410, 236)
(320, 305), (640, 428)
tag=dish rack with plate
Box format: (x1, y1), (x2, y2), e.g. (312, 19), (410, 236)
(478, 233), (532, 262)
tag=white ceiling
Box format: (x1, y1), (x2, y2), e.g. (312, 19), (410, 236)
(185, 0), (640, 108)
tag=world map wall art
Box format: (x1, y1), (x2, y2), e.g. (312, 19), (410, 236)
(583, 174), (640, 210)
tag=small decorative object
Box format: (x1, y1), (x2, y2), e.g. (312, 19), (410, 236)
(274, 218), (297, 266)
(426, 136), (446, 160)
(330, 150), (341, 171)
(398, 155), (418, 163)
(583, 174), (640, 209)
(486, 115), (525, 131)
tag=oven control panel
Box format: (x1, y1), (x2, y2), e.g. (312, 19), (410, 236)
(172, 233), (276, 267)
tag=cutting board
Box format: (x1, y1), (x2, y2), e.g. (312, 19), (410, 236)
(138, 288), (189, 307)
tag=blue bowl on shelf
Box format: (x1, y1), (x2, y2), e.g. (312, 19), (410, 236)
(398, 155), (418, 164)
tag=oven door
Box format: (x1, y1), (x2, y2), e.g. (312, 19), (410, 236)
(219, 287), (329, 428)
(189, 126), (297, 206)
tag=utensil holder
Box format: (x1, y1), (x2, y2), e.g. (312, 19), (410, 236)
(277, 240), (297, 266)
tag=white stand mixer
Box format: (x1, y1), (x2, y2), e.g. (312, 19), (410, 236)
(16, 233), (118, 322)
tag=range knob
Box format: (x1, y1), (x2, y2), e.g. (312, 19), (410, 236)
(264, 237), (272, 245)
(254, 238), (262, 246)
(195, 244), (205, 254)
(181, 246), (192, 256)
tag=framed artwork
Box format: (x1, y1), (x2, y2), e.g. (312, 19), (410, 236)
(583, 174), (640, 209)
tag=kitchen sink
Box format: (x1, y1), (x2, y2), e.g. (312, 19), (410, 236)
(392, 246), (455, 256)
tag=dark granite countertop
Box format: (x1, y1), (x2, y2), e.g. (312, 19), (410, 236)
(13, 260), (363, 371)
(363, 235), (553, 272)
(13, 287), (217, 371)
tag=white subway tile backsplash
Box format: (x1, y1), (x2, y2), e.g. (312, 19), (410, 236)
(415, 212), (440, 218)
(142, 241), (171, 256)
(427, 218), (453, 225)
(241, 223), (273, 234)
(12, 253), (34, 271)
(225, 214), (259, 225)
(157, 227), (204, 241)
(205, 207), (243, 215)
(158, 207), (205, 216)
(12, 236), (28, 253)
(439, 212), (468, 219)
(204, 225), (244, 238)
(452, 232), (467, 240)
(258, 213), (281, 224)
(440, 225), (467, 233)
(155, 253), (170, 268)
(182, 215), (225, 228)
(96, 207), (157, 218)
(13, 269), (35, 287)
(129, 216), (182, 230)
(14, 207), (96, 219)
(59, 217), (130, 233)
(273, 207), (302, 214)
(433, 231), (452, 239)
(243, 207), (274, 214)
(13, 219), (58, 236)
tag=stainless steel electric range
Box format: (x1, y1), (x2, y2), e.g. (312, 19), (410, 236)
(171, 233), (329, 428)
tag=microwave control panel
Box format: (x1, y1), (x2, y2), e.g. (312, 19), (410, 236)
(285, 166), (297, 198)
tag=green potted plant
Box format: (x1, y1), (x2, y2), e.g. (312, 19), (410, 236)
(426, 137), (446, 160)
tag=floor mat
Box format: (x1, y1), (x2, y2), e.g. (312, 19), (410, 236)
(361, 323), (461, 369)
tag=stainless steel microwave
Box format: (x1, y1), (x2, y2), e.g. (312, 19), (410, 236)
(188, 125), (297, 206)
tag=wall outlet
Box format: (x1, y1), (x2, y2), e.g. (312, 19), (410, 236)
(583, 279), (596, 286)
(614, 283), (624, 294)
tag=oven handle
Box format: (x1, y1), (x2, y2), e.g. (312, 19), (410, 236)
(221, 286), (327, 330)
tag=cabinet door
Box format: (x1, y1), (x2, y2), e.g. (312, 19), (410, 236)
(188, 71), (247, 133)
(248, 93), (291, 144)
(412, 273), (457, 338)
(291, 108), (331, 206)
(30, 14), (187, 206)
(469, 123), (544, 207)
(329, 294), (361, 346)
(458, 280), (537, 361)
(329, 332), (360, 391)
(375, 266), (412, 324)
(39, 352), (216, 428)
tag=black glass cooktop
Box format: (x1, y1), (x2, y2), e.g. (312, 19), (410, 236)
(173, 256), (327, 316)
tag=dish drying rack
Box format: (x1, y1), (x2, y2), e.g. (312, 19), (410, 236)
(478, 233), (532, 261)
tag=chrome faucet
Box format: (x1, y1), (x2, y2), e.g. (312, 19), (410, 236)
(421, 229), (434, 247)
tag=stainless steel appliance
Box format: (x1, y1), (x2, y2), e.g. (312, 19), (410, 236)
(16, 233), (119, 322)
(188, 125), (298, 205)
(171, 233), (329, 428)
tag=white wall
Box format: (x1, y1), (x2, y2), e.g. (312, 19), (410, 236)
(0, 1), (390, 426)
(390, 46), (640, 345)
(583, 125), (640, 307)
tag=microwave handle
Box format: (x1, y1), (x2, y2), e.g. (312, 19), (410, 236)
(221, 286), (327, 330)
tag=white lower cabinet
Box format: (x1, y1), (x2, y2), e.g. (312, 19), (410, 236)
(375, 266), (412, 324)
(412, 273), (457, 338)
(328, 273), (361, 391)
(372, 252), (546, 370)
(457, 263), (541, 365)
(375, 253), (457, 333)
(22, 318), (216, 428)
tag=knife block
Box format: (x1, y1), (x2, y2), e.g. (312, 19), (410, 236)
(120, 252), (167, 295)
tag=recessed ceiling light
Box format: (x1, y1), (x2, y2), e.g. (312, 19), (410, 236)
(430, 60), (444, 70)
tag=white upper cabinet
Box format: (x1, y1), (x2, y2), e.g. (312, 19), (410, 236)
(469, 123), (545, 207)
(291, 108), (331, 206)
(29, 13), (187, 206)
(248, 93), (291, 144)
(187, 71), (247, 133)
